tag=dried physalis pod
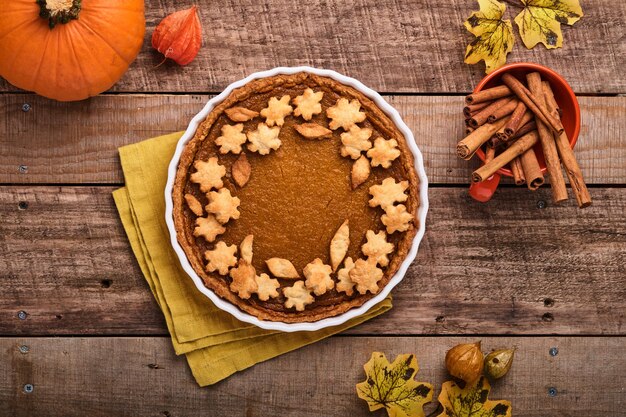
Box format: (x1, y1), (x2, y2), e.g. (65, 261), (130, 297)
(229, 260), (257, 299)
(225, 107), (259, 122)
(330, 220), (349, 271)
(294, 123), (332, 140)
(184, 193), (204, 216)
(336, 257), (356, 296)
(215, 124), (247, 155)
(362, 230), (394, 267)
(247, 123), (281, 155)
(206, 188), (241, 224)
(351, 155), (371, 189)
(368, 177), (409, 209)
(349, 258), (383, 295)
(340, 126), (373, 159)
(283, 281), (314, 311)
(367, 138), (401, 168)
(152, 6), (202, 66)
(484, 348), (515, 380)
(193, 215), (225, 243)
(293, 88), (324, 120)
(303, 258), (334, 296)
(266, 258), (299, 279)
(381, 204), (413, 234)
(204, 241), (238, 275)
(190, 157), (226, 192)
(232, 153), (251, 187)
(445, 341), (484, 383)
(261, 95), (293, 127)
(253, 273), (280, 301)
(327, 98), (366, 130)
(239, 234), (254, 264)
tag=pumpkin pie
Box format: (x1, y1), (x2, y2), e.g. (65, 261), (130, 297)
(172, 72), (419, 323)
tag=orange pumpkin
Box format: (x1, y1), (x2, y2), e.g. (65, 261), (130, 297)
(0, 0), (145, 101)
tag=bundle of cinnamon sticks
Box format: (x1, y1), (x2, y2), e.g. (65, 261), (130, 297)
(457, 71), (591, 208)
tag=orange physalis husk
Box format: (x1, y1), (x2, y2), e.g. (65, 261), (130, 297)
(152, 6), (202, 66)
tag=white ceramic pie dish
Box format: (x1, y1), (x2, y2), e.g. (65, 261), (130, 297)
(164, 66), (429, 332)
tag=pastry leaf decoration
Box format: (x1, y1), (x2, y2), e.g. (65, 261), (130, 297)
(514, 0), (584, 49)
(464, 0), (584, 73)
(464, 0), (515, 74)
(356, 352), (434, 417)
(437, 376), (512, 417)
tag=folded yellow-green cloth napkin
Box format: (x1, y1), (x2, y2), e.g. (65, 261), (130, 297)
(112, 132), (392, 386)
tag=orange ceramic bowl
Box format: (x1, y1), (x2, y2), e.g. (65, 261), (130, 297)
(474, 62), (580, 177)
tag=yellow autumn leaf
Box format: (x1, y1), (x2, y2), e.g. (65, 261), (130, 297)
(464, 0), (515, 74)
(437, 376), (512, 417)
(514, 0), (583, 49)
(356, 352), (434, 417)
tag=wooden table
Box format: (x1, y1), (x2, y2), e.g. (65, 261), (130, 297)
(1, 1), (625, 416)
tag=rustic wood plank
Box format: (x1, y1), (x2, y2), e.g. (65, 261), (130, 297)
(1, 186), (624, 336)
(0, 336), (624, 416)
(1, 95), (624, 184)
(0, 1), (624, 94)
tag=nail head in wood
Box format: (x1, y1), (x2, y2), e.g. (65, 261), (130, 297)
(22, 103), (31, 112)
(549, 347), (558, 356)
(536, 200), (547, 209)
(19, 345), (29, 354)
(23, 384), (34, 393)
(17, 310), (28, 320)
(548, 387), (557, 397)
(18, 201), (28, 210)
(18, 165), (28, 174)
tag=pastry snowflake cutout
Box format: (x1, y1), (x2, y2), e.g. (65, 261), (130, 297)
(283, 280), (314, 311)
(349, 258), (383, 295)
(336, 257), (356, 296)
(193, 215), (226, 243)
(204, 241), (238, 275)
(367, 138), (401, 168)
(327, 98), (366, 130)
(369, 177), (409, 209)
(247, 123), (282, 155)
(382, 204), (413, 234)
(190, 157), (225, 192)
(206, 188), (241, 224)
(215, 123), (247, 155)
(303, 258), (334, 296)
(340, 126), (373, 159)
(362, 230), (394, 267)
(261, 95), (293, 127)
(254, 273), (280, 301)
(229, 260), (257, 299)
(293, 88), (323, 121)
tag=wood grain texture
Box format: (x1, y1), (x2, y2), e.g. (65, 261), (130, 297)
(1, 94), (624, 184)
(1, 336), (624, 416)
(1, 186), (624, 336)
(0, 0), (624, 94)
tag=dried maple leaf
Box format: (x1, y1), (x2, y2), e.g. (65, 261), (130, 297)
(152, 6), (202, 66)
(464, 0), (514, 74)
(437, 376), (511, 417)
(356, 352), (433, 417)
(514, 0), (583, 50)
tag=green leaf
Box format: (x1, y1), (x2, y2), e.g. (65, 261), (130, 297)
(437, 376), (512, 417)
(464, 0), (515, 74)
(514, 0), (584, 49)
(356, 352), (434, 417)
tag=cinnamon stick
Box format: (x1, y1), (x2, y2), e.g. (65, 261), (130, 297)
(472, 131), (539, 183)
(485, 146), (496, 163)
(490, 112), (534, 148)
(527, 73), (568, 203)
(509, 120), (537, 141)
(466, 85), (512, 105)
(519, 148), (544, 190)
(542, 81), (592, 208)
(510, 157), (526, 186)
(463, 101), (491, 118)
(487, 98), (519, 123)
(466, 126), (475, 135)
(503, 101), (528, 136)
(457, 116), (510, 160)
(469, 97), (514, 128)
(502, 73), (564, 135)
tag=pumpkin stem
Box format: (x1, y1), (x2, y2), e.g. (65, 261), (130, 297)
(37, 0), (82, 29)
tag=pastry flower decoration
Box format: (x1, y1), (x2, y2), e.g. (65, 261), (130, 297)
(369, 177), (409, 209)
(206, 188), (241, 224)
(215, 123), (247, 155)
(246, 123), (282, 155)
(340, 126), (373, 159)
(293, 88), (324, 120)
(261, 95), (293, 127)
(204, 241), (238, 275)
(283, 281), (315, 311)
(190, 157), (225, 192)
(327, 98), (366, 130)
(303, 258), (334, 296)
